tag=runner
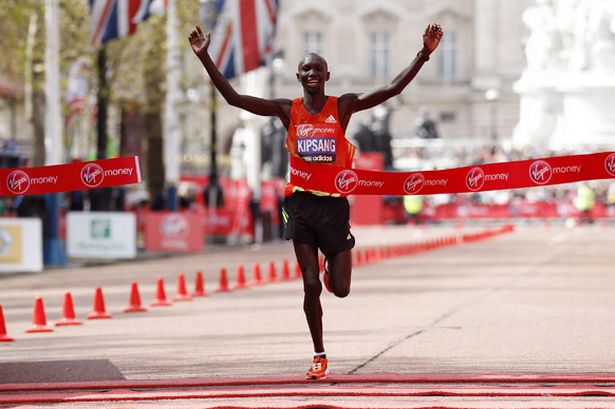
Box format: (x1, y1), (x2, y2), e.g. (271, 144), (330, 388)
(189, 23), (443, 380)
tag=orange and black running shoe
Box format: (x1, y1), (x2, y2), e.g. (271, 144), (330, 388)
(305, 356), (328, 380)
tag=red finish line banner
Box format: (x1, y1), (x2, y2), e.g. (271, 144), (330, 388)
(1, 156), (141, 197)
(290, 152), (615, 196)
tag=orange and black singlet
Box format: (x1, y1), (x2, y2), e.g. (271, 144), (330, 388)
(285, 96), (356, 197)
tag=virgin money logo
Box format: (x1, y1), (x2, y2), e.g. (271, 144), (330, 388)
(466, 167), (485, 192)
(529, 160), (552, 185)
(6, 170), (30, 195)
(605, 153), (615, 177)
(335, 170), (358, 194)
(81, 163), (104, 188)
(403, 173), (425, 194)
(161, 214), (189, 238)
(296, 124), (315, 138)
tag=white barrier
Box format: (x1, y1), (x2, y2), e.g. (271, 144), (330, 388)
(67, 212), (136, 259)
(0, 218), (43, 273)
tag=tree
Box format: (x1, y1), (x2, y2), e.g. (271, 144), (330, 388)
(1, 0), (201, 200)
(0, 0), (92, 165)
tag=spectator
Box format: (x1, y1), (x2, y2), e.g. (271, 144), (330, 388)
(575, 183), (595, 224)
(403, 194), (424, 225)
(415, 109), (439, 139)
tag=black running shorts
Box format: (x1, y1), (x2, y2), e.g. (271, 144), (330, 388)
(282, 191), (355, 255)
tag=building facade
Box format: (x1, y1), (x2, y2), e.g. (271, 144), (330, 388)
(271, 0), (532, 142)
(179, 0), (534, 175)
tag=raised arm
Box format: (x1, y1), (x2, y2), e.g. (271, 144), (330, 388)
(189, 26), (290, 127)
(338, 24), (443, 123)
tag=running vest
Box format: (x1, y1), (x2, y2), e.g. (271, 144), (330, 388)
(285, 96), (356, 197)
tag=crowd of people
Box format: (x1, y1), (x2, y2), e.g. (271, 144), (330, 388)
(394, 143), (615, 222)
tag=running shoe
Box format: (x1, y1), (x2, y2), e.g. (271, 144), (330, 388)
(323, 258), (332, 293)
(305, 356), (328, 380)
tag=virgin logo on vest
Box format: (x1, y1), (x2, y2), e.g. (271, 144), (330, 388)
(404, 173), (425, 194)
(529, 160), (552, 185)
(81, 163), (104, 188)
(606, 153), (615, 177)
(6, 170), (30, 195)
(335, 170), (358, 194)
(296, 124), (315, 138)
(466, 167), (485, 192)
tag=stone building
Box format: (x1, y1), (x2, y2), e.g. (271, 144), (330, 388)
(181, 0), (534, 174)
(272, 0), (532, 143)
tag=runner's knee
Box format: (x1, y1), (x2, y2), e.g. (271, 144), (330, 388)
(303, 270), (322, 296)
(332, 282), (350, 298)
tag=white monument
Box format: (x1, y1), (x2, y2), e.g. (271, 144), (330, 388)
(514, 0), (615, 149)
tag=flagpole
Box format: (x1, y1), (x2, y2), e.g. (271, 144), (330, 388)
(164, 0), (180, 211)
(43, 0), (67, 266)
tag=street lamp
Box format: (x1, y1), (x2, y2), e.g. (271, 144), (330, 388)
(269, 52), (285, 98)
(485, 88), (500, 143)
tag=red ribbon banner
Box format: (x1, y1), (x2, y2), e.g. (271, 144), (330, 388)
(1, 156), (142, 197)
(290, 152), (615, 196)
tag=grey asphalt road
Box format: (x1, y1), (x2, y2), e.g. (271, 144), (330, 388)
(0, 224), (614, 408)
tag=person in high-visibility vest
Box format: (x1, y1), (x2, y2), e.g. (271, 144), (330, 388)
(404, 195), (424, 225)
(575, 183), (595, 224)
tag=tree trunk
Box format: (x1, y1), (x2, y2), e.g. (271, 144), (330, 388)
(96, 47), (108, 160)
(31, 88), (45, 167)
(90, 47), (112, 211)
(28, 10), (45, 167)
(143, 34), (166, 209)
(144, 110), (165, 209)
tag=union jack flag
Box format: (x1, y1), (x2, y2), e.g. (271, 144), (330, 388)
(202, 0), (279, 79)
(89, 0), (167, 47)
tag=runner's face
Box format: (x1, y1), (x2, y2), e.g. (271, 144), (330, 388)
(297, 54), (329, 94)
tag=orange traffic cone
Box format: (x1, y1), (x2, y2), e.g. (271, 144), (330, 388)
(252, 263), (262, 285)
(0, 305), (14, 342)
(216, 267), (229, 292)
(294, 262), (302, 279)
(234, 265), (247, 289)
(193, 271), (207, 297)
(268, 261), (277, 282)
(172, 273), (192, 301)
(87, 288), (112, 319)
(281, 260), (290, 280)
(124, 282), (147, 313)
(150, 277), (172, 307)
(55, 292), (83, 326)
(25, 297), (53, 333)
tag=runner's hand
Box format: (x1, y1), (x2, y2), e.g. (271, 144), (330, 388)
(189, 26), (210, 57)
(422, 24), (443, 54)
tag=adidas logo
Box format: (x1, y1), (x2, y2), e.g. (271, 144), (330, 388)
(325, 115), (337, 124)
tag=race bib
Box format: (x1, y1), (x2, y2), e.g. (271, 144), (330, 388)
(295, 124), (337, 163)
(297, 137), (336, 163)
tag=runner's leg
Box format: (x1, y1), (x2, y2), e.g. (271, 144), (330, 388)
(326, 249), (352, 298)
(293, 240), (324, 353)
